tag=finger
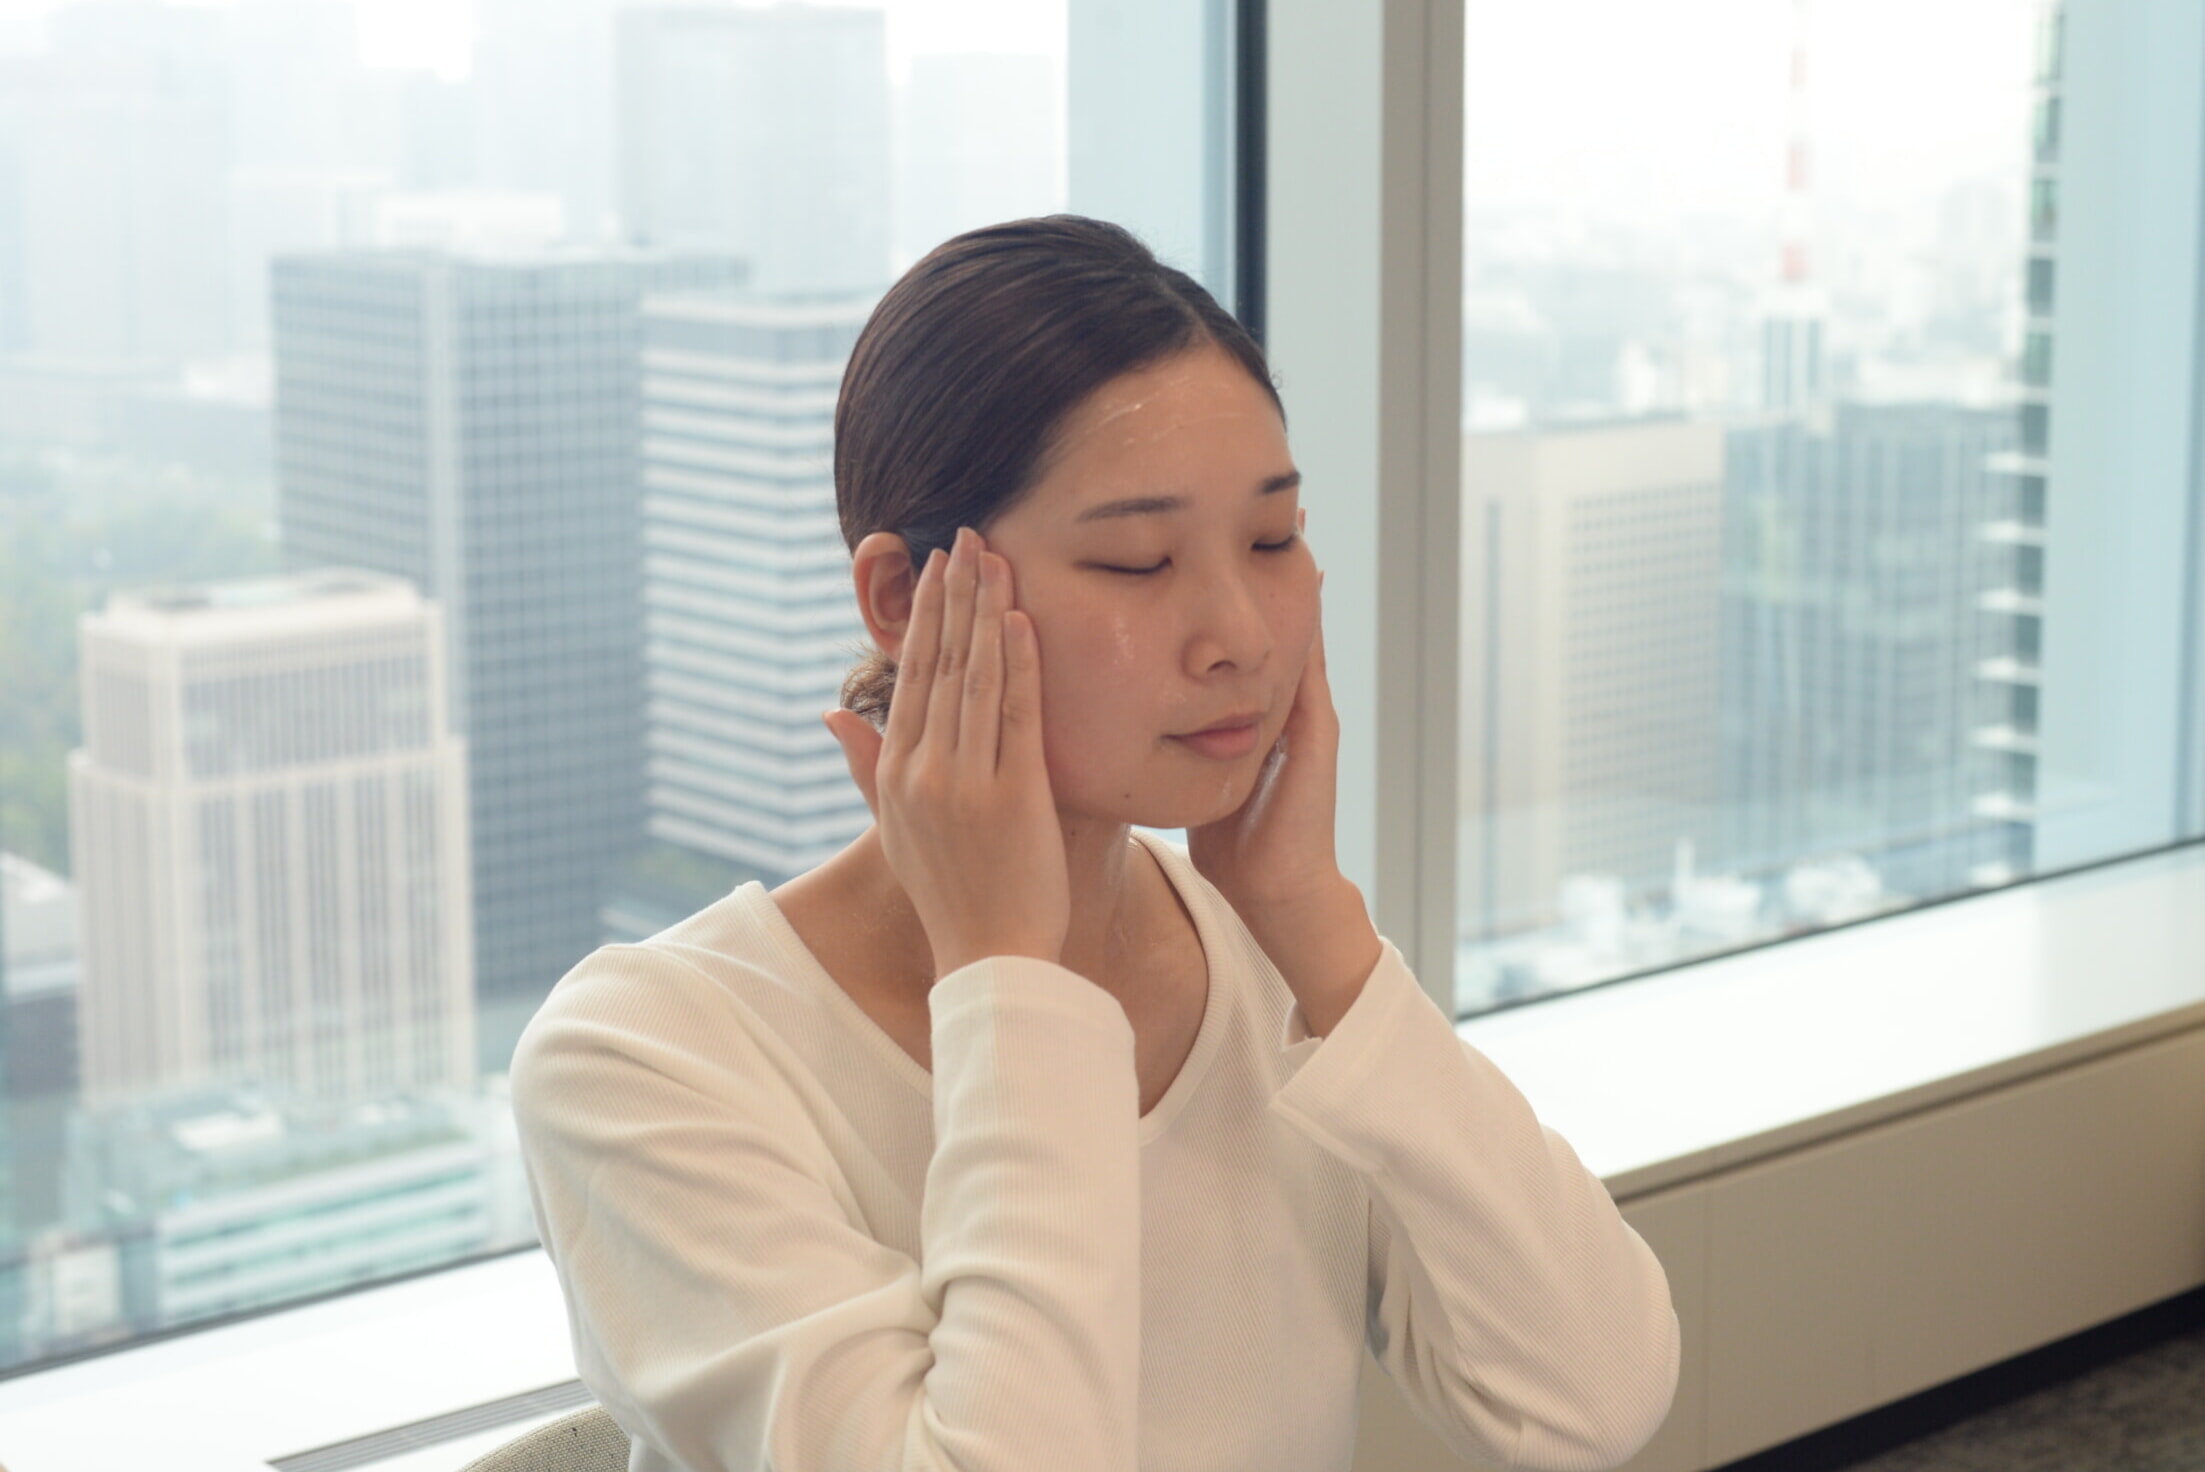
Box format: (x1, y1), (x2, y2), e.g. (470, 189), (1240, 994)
(883, 548), (946, 757)
(959, 550), (1009, 776)
(1313, 572), (1327, 676)
(823, 709), (884, 817)
(927, 528), (980, 752)
(1281, 574), (1331, 734)
(1000, 608), (1048, 783)
(1297, 577), (1338, 738)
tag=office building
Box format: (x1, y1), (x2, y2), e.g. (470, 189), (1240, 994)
(619, 293), (872, 916)
(1720, 401), (2013, 902)
(68, 571), (474, 1104)
(1972, 0), (2064, 884)
(1459, 419), (1727, 939)
(1, 854), (81, 1269)
(616, 5), (889, 295)
(0, 2), (229, 365)
(53, 1082), (528, 1339)
(270, 248), (744, 1004)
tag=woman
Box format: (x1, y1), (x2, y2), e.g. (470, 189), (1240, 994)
(511, 216), (1679, 1472)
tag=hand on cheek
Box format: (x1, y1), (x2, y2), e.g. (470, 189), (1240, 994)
(1188, 567), (1339, 910)
(1188, 567), (1382, 1037)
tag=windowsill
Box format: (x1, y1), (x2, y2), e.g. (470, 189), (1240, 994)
(0, 1249), (578, 1472)
(2, 841), (2200, 1469)
(1457, 839), (2205, 1201)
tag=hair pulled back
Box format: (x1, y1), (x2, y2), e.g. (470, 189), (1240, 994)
(834, 215), (1280, 727)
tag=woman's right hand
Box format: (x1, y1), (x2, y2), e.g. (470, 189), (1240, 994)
(824, 526), (1071, 978)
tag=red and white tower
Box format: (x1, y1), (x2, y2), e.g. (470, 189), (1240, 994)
(1762, 0), (1828, 410)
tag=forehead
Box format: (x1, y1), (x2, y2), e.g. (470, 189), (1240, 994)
(1024, 345), (1290, 517)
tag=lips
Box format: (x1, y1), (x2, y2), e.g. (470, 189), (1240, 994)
(1177, 711), (1264, 738)
(1168, 712), (1264, 760)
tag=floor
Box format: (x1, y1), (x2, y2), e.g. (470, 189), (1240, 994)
(1837, 1319), (2205, 1472)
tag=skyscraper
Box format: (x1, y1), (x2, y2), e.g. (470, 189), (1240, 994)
(1972, 0), (2063, 884)
(1459, 419), (1727, 939)
(0, 1), (230, 365)
(623, 292), (873, 909)
(271, 248), (744, 1008)
(1758, 0), (1828, 413)
(68, 571), (474, 1105)
(1720, 401), (2013, 899)
(616, 5), (889, 295)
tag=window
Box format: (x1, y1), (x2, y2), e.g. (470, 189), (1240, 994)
(1454, 0), (2205, 1013)
(0, 0), (1239, 1377)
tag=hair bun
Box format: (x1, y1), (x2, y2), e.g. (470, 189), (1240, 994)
(840, 650), (896, 731)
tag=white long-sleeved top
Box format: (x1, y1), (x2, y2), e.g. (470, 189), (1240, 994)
(510, 830), (1679, 1472)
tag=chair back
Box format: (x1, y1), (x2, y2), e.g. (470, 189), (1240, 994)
(457, 1404), (630, 1472)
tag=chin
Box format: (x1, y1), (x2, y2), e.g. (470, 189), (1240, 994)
(1093, 760), (1266, 832)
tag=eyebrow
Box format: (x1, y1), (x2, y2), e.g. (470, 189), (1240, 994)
(1073, 471), (1302, 523)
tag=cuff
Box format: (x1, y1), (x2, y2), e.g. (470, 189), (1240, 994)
(1266, 937), (1451, 1178)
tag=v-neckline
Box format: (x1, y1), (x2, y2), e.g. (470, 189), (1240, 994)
(745, 830), (1231, 1143)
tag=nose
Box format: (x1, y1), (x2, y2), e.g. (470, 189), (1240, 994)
(1182, 563), (1273, 677)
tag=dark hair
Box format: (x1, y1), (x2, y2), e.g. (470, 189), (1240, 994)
(835, 214), (1281, 727)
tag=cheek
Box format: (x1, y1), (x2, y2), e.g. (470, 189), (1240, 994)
(1271, 572), (1322, 683)
(1032, 606), (1163, 775)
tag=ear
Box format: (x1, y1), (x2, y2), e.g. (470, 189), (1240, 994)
(852, 531), (921, 662)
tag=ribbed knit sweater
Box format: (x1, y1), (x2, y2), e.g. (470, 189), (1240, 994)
(510, 830), (1679, 1472)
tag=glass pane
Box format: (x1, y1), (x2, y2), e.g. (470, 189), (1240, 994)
(0, 0), (1116, 1374)
(1456, 0), (2204, 1012)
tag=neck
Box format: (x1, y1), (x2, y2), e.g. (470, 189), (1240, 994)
(842, 813), (1151, 1004)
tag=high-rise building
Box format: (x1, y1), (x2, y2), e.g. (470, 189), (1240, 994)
(1972, 0), (2064, 884)
(67, 571), (474, 1105)
(616, 5), (889, 295)
(1757, 0), (1828, 412)
(226, 168), (388, 353)
(1720, 401), (2013, 900)
(0, 1), (230, 365)
(617, 293), (872, 917)
(270, 248), (745, 1005)
(1, 853), (81, 1256)
(55, 1082), (529, 1341)
(1459, 419), (1727, 938)
(2, 853), (78, 1107)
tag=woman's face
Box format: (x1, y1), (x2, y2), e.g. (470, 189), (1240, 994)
(980, 343), (1319, 829)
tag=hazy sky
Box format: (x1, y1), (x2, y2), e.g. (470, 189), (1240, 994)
(2, 0), (2033, 237)
(0, 0), (1065, 78)
(1464, 0), (2036, 228)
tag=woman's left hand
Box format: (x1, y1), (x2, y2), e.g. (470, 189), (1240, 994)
(1187, 569), (1342, 910)
(1188, 570), (1382, 1037)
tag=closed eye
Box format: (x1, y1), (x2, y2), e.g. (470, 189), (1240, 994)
(1093, 534), (1300, 577)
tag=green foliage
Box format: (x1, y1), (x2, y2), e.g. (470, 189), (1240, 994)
(0, 449), (280, 875)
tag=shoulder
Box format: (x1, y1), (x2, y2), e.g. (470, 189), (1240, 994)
(510, 886), (814, 1127)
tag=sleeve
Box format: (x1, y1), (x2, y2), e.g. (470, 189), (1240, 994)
(1266, 938), (1680, 1472)
(509, 946), (1145, 1472)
